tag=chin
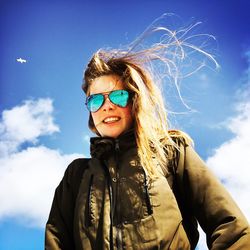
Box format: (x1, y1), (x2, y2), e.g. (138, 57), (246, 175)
(98, 129), (120, 138)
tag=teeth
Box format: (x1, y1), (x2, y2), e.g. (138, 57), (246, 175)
(104, 117), (119, 123)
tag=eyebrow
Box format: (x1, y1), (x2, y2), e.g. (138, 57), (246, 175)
(89, 89), (126, 96)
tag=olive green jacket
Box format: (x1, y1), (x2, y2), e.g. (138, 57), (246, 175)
(45, 131), (250, 249)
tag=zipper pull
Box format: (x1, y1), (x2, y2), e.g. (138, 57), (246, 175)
(115, 139), (120, 152)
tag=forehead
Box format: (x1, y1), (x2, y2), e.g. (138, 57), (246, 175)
(89, 75), (125, 95)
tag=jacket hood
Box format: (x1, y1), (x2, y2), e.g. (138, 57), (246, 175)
(90, 129), (136, 159)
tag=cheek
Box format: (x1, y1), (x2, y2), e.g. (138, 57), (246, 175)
(91, 112), (99, 126)
(122, 105), (133, 125)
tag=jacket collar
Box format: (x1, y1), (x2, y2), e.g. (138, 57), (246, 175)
(90, 129), (136, 159)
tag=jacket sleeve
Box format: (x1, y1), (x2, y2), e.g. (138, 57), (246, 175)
(176, 141), (250, 249)
(45, 158), (88, 250)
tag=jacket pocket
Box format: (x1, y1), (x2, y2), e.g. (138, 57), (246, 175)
(136, 214), (159, 243)
(123, 215), (160, 249)
(169, 221), (191, 250)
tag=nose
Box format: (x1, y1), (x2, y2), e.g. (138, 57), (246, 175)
(102, 94), (115, 111)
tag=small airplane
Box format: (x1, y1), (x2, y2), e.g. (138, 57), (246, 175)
(16, 58), (27, 63)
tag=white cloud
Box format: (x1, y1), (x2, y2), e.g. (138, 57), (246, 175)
(205, 51), (250, 222)
(0, 98), (82, 227)
(0, 146), (80, 227)
(206, 99), (250, 220)
(0, 98), (59, 157)
(197, 98), (250, 250)
(197, 51), (250, 249)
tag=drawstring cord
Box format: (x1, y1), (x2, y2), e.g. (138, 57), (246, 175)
(102, 160), (114, 250)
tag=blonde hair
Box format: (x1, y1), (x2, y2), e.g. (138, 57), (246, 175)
(82, 18), (218, 177)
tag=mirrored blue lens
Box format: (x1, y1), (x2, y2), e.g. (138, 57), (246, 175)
(87, 94), (104, 112)
(109, 90), (129, 107)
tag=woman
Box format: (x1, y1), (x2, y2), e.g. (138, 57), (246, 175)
(45, 25), (250, 249)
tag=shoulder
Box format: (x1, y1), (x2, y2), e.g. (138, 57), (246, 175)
(68, 158), (90, 167)
(168, 129), (193, 147)
(165, 130), (197, 175)
(64, 158), (90, 184)
(164, 129), (194, 161)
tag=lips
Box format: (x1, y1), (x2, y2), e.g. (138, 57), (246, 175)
(103, 116), (121, 124)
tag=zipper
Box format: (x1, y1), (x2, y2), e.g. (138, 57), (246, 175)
(114, 139), (120, 224)
(114, 139), (124, 249)
(115, 139), (120, 151)
(102, 160), (114, 250)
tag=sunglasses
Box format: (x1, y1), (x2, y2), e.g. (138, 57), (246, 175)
(85, 89), (131, 112)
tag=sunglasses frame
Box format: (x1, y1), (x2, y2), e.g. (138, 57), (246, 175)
(85, 89), (131, 113)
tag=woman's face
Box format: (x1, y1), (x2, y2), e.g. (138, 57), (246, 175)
(89, 74), (134, 138)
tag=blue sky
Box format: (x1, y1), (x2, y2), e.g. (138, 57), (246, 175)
(0, 0), (250, 249)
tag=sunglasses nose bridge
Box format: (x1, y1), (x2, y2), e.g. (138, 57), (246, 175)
(101, 93), (115, 109)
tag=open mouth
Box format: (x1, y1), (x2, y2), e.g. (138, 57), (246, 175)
(103, 116), (121, 124)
